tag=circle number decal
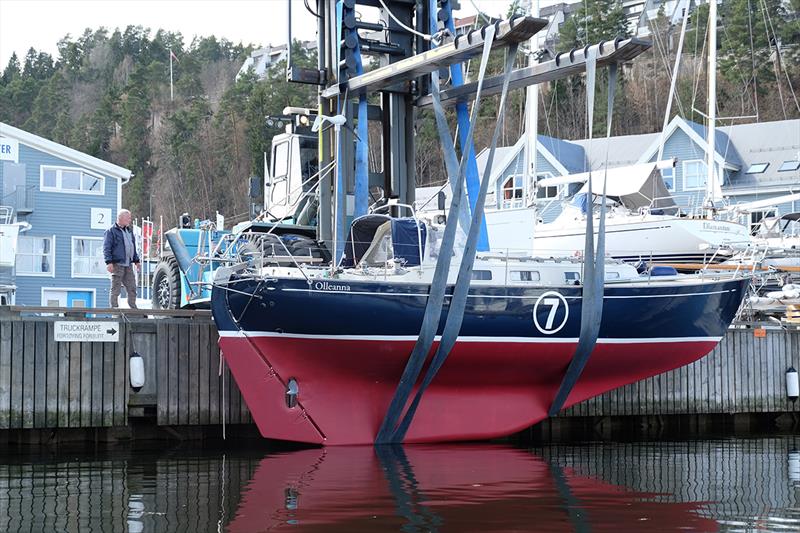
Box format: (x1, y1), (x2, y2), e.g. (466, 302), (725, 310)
(533, 291), (569, 335)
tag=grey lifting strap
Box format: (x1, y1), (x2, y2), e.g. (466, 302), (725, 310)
(392, 40), (521, 442)
(374, 24), (497, 445)
(548, 51), (618, 416)
(430, 69), (472, 235)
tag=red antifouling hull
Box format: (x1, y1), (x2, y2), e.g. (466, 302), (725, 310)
(219, 333), (719, 445)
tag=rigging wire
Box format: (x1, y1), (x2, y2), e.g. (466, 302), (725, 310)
(377, 0), (433, 41)
(466, 0), (493, 25)
(303, 0), (321, 19)
(747, 0), (759, 119)
(757, 0), (786, 118)
(690, 10), (708, 124)
(759, 0), (800, 114)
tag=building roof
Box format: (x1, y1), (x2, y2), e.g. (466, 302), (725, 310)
(0, 122), (132, 182)
(570, 131), (660, 170)
(683, 119), (743, 168)
(720, 119), (800, 191)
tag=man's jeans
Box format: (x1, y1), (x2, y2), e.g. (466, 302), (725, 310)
(110, 264), (137, 308)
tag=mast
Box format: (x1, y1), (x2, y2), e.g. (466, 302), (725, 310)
(705, 0), (718, 210)
(523, 0), (539, 205)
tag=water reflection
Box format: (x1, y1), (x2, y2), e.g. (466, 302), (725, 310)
(0, 437), (796, 532)
(228, 444), (716, 532)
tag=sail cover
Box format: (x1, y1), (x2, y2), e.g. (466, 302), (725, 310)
(539, 161), (676, 211)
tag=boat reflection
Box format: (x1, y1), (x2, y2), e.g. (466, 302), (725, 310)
(227, 444), (716, 532)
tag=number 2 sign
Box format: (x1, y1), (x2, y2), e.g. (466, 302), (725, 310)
(533, 291), (569, 335)
(91, 208), (112, 230)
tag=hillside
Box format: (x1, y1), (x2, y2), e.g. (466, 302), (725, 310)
(0, 2), (798, 225)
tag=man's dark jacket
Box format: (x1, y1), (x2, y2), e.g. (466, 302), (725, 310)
(103, 224), (140, 265)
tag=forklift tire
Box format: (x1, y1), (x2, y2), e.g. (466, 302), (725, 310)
(152, 257), (181, 309)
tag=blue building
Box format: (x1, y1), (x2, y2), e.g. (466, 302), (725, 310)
(473, 117), (800, 228)
(0, 122), (132, 307)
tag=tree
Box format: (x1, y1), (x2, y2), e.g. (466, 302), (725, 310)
(558, 0), (630, 52)
(1, 53), (20, 85)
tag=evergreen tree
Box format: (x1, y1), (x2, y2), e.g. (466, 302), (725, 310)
(1, 53), (21, 85)
(558, 0), (630, 52)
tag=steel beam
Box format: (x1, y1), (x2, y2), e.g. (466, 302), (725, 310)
(321, 16), (547, 98)
(415, 37), (652, 108)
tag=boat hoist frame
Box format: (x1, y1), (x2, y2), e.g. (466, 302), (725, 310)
(290, 0), (649, 443)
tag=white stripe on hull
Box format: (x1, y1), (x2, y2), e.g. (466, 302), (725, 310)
(218, 330), (721, 344)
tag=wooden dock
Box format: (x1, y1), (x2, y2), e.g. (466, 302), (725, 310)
(0, 307), (250, 440)
(559, 325), (800, 419)
(0, 307), (797, 442)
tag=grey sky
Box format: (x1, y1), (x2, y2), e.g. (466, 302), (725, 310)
(0, 0), (557, 68)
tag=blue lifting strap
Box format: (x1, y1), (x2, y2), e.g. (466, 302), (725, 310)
(548, 51), (618, 416)
(441, 0), (490, 251)
(374, 24), (497, 445)
(351, 16), (369, 218)
(392, 38), (521, 443)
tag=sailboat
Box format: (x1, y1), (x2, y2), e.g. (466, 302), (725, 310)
(210, 6), (750, 446)
(474, 1), (753, 264)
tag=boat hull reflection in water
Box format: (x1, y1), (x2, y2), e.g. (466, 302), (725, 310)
(227, 444), (717, 532)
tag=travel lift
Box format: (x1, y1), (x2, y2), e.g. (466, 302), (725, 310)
(285, 0), (651, 443)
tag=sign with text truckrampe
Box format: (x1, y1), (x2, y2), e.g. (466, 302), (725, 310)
(54, 321), (120, 342)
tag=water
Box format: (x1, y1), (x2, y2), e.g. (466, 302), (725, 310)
(0, 436), (798, 532)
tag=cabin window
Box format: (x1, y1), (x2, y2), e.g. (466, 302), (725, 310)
(750, 210), (776, 235)
(40, 166), (104, 194)
(471, 270), (493, 281)
(682, 160), (707, 190)
(606, 271), (621, 280)
(510, 270), (540, 282)
(564, 271), (580, 283)
(778, 161), (800, 172)
(660, 167), (674, 191)
(72, 237), (106, 278)
(746, 162), (769, 174)
(501, 175), (524, 209)
(16, 235), (55, 276)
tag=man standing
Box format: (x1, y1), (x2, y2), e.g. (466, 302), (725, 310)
(104, 209), (140, 308)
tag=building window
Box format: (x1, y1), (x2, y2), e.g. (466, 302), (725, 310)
(471, 270), (493, 281)
(661, 167), (675, 191)
(745, 162), (769, 174)
(501, 175), (524, 209)
(778, 160), (800, 172)
(72, 237), (106, 278)
(16, 235), (55, 276)
(683, 160), (707, 190)
(510, 270), (541, 282)
(535, 172), (558, 201)
(40, 166), (105, 194)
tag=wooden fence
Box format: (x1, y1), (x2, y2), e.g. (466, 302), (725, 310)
(560, 326), (800, 418)
(0, 309), (249, 430)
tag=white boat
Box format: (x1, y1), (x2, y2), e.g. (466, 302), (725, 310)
(0, 205), (31, 305)
(525, 161), (751, 263)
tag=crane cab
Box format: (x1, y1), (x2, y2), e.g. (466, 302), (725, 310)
(265, 126), (319, 223)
